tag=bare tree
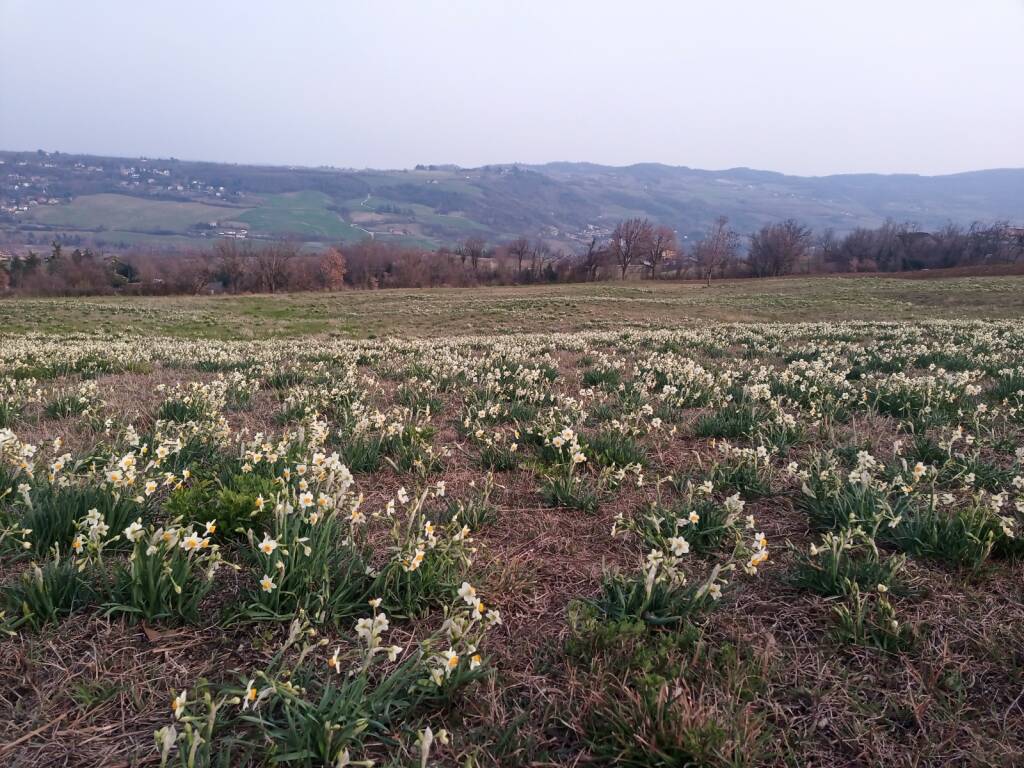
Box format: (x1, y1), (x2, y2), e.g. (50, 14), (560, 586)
(255, 241), (299, 293)
(507, 236), (531, 278)
(213, 239), (249, 293)
(609, 217), (654, 279)
(816, 228), (840, 272)
(748, 219), (812, 277)
(579, 236), (607, 281)
(673, 242), (690, 279)
(1009, 226), (1024, 262)
(877, 220), (915, 272)
(965, 221), (1024, 264)
(528, 239), (551, 280)
(458, 236), (487, 276)
(832, 227), (875, 272)
(643, 225), (677, 278)
(692, 217), (739, 286)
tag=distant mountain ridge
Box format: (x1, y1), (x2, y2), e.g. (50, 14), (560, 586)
(523, 162), (1024, 235)
(1, 149), (1020, 251)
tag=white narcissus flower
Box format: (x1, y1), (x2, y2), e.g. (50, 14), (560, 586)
(171, 689), (187, 719)
(124, 519), (145, 542)
(458, 581), (477, 604)
(668, 536), (690, 556)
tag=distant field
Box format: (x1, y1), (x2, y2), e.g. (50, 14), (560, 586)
(25, 193), (245, 233)
(235, 191), (367, 240)
(18, 190), (448, 246)
(3, 273), (1024, 339)
(23, 191), (369, 242)
(11, 227), (216, 251)
(417, 211), (491, 234)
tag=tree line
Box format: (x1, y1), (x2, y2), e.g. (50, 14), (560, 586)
(593, 217), (1023, 282)
(1, 218), (1021, 296)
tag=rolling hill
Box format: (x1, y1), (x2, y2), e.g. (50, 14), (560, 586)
(1, 149), (1021, 252)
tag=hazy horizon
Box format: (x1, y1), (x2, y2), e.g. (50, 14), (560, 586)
(3, 147), (1024, 179)
(2, 0), (1023, 177)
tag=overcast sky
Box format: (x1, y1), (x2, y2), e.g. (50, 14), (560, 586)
(2, 0), (1023, 176)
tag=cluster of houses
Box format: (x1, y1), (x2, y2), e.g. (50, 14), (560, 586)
(1, 153), (242, 214)
(1, 159), (63, 213)
(566, 222), (614, 245)
(117, 165), (231, 199)
(215, 227), (249, 239)
(1, 195), (61, 215)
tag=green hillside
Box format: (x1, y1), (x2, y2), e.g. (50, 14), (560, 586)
(235, 191), (365, 240)
(3, 150), (1021, 251)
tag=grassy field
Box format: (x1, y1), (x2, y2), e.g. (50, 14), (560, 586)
(25, 193), (245, 233)
(236, 191), (368, 241)
(1, 276), (1023, 766)
(2, 274), (1024, 339)
(21, 191), (366, 246)
(15, 228), (217, 251)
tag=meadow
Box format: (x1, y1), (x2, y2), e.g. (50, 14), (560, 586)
(235, 192), (369, 242)
(4, 273), (1024, 339)
(24, 194), (242, 234)
(1, 276), (1023, 766)
(20, 191), (368, 248)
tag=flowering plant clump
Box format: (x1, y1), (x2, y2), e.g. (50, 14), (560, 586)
(156, 590), (498, 768)
(43, 379), (103, 422)
(108, 517), (223, 624)
(790, 526), (907, 597)
(239, 451), (369, 624)
(370, 483), (477, 616)
(0, 376), (41, 428)
(155, 380), (229, 424)
(601, 487), (768, 628)
(619, 482), (751, 556)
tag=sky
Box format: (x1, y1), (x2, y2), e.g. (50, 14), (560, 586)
(1, 0), (1023, 176)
